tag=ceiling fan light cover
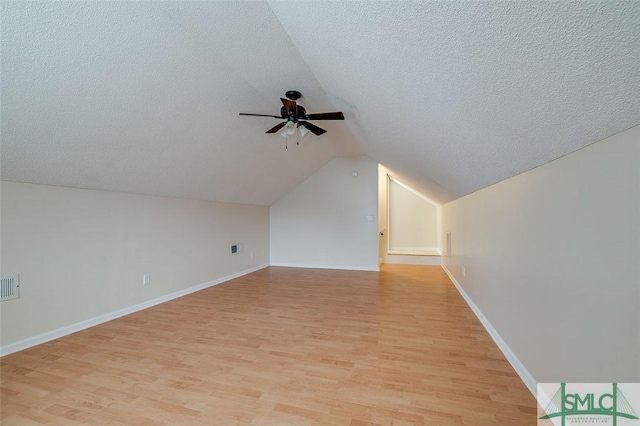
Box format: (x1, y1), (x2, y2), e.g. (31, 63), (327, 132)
(298, 125), (310, 138)
(281, 121), (296, 138)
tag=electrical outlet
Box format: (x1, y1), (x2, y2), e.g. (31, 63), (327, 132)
(250, 250), (254, 259)
(143, 274), (150, 286)
(231, 243), (244, 255)
(461, 266), (466, 277)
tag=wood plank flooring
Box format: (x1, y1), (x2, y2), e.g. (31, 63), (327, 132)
(1, 265), (536, 425)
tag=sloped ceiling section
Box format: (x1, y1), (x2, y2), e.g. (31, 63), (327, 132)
(2, 2), (639, 205)
(269, 1), (640, 203)
(0, 2), (362, 206)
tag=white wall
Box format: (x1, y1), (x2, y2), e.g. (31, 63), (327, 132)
(270, 156), (379, 271)
(388, 178), (438, 251)
(442, 125), (640, 384)
(0, 182), (269, 350)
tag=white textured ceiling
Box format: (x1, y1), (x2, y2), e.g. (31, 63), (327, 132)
(2, 2), (639, 205)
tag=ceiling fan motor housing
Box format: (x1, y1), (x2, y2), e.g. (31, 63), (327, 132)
(280, 105), (306, 121)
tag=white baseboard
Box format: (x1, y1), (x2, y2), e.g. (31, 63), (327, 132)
(0, 263), (269, 357)
(441, 263), (537, 397)
(270, 262), (379, 272)
(384, 254), (442, 266)
(387, 247), (440, 256)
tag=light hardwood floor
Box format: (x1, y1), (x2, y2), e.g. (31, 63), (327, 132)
(1, 265), (536, 425)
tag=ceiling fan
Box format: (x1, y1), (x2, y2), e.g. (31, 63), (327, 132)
(239, 91), (344, 138)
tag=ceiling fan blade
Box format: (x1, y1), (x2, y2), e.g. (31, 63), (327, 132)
(280, 98), (297, 115)
(299, 121), (326, 136)
(266, 121), (287, 133)
(305, 112), (344, 120)
(239, 113), (282, 118)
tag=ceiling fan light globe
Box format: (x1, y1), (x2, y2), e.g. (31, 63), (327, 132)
(298, 125), (310, 138)
(281, 124), (295, 138)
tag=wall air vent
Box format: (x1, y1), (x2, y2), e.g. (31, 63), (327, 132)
(1, 274), (20, 301)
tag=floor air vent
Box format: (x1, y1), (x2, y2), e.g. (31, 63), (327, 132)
(1, 274), (20, 301)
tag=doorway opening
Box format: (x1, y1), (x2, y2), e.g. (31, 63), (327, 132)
(378, 165), (441, 266)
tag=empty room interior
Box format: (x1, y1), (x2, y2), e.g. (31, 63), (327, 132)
(1, 2), (639, 425)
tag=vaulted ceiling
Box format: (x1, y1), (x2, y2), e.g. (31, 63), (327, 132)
(2, 2), (639, 205)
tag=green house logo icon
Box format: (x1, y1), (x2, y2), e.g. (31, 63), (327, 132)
(540, 383), (639, 425)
